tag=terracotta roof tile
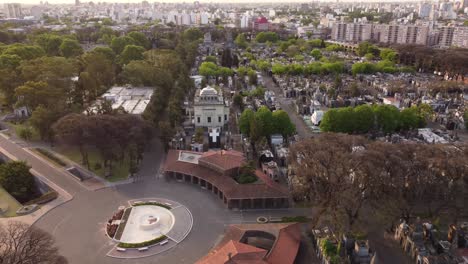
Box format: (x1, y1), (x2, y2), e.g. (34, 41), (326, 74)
(164, 150), (289, 200)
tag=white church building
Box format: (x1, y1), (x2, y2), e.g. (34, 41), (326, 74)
(193, 86), (230, 128)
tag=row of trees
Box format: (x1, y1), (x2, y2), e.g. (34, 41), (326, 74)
(351, 60), (414, 75)
(53, 113), (152, 174)
(271, 61), (345, 75)
(320, 104), (433, 134)
(289, 133), (468, 234)
(239, 107), (296, 151)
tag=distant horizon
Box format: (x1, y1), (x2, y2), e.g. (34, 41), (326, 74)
(4, 0), (422, 5)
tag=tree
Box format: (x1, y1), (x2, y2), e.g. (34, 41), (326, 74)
(127, 31), (150, 49)
(2, 44), (45, 60)
(0, 161), (37, 203)
(272, 110), (296, 138)
(255, 32), (279, 43)
(399, 107), (420, 131)
(373, 105), (400, 133)
(0, 221), (67, 264)
(254, 106), (274, 139)
(118, 45), (145, 65)
(310, 48), (322, 60)
(233, 94), (244, 111)
(183, 28), (203, 42)
(239, 109), (254, 136)
(235, 33), (248, 49)
(34, 34), (63, 56)
(354, 104), (374, 133)
(380, 48), (398, 62)
(59, 38), (83, 58)
(15, 81), (60, 110)
(110, 36), (136, 54)
(16, 126), (33, 141)
(30, 105), (63, 143)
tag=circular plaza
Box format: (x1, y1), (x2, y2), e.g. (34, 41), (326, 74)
(106, 198), (193, 259)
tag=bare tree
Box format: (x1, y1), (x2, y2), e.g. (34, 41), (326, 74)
(0, 221), (67, 264)
(289, 133), (468, 235)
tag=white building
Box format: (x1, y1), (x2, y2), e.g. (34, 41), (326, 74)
(5, 3), (22, 18)
(193, 86), (230, 128)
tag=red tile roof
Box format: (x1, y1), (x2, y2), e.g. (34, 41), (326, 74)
(163, 150), (289, 200)
(196, 240), (268, 264)
(199, 150), (245, 173)
(197, 223), (301, 264)
(265, 223), (302, 264)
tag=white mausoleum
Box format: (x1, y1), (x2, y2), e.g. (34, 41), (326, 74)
(193, 86), (229, 128)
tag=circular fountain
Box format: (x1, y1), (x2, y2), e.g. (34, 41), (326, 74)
(140, 214), (160, 230)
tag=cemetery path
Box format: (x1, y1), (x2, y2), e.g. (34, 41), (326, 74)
(262, 75), (314, 139)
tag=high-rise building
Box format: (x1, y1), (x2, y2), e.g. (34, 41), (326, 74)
(331, 22), (347, 41)
(331, 23), (429, 45)
(439, 26), (455, 47)
(418, 2), (432, 18)
(75, 0), (80, 6)
(450, 27), (468, 48)
(4, 3), (22, 18)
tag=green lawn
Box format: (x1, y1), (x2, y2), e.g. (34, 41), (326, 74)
(54, 146), (130, 182)
(0, 186), (22, 217)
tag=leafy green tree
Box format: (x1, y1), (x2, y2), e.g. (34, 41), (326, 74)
(3, 44), (45, 60)
(272, 110), (296, 138)
(352, 62), (376, 75)
(255, 106), (274, 138)
(110, 36), (136, 54)
(399, 107), (420, 131)
(255, 32), (279, 43)
(239, 109), (255, 135)
(416, 103), (433, 127)
(311, 48), (322, 60)
(354, 104), (374, 133)
(198, 61), (218, 77)
(118, 45), (145, 65)
(0, 54), (21, 69)
(127, 31), (150, 49)
(183, 28), (203, 42)
(373, 105), (400, 133)
(59, 38), (83, 58)
(91, 46), (116, 62)
(14, 81), (58, 110)
(235, 33), (248, 49)
(233, 94), (244, 111)
(380, 48), (398, 62)
(29, 105), (62, 142)
(0, 161), (37, 203)
(364, 53), (374, 61)
(34, 34), (63, 56)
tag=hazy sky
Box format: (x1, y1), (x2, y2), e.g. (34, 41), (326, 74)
(6, 0), (399, 5)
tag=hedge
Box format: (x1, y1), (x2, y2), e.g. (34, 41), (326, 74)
(34, 148), (67, 167)
(117, 235), (167, 248)
(133, 202), (171, 210)
(24, 191), (58, 205)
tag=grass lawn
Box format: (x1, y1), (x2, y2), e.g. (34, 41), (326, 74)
(54, 146), (130, 182)
(0, 186), (22, 217)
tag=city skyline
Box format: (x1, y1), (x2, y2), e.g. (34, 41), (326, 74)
(5, 0), (424, 5)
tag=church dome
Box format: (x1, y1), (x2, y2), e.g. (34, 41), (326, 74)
(200, 86), (218, 96)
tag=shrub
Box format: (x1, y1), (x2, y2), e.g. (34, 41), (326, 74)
(16, 126), (33, 141)
(24, 191), (58, 205)
(117, 235), (167, 248)
(133, 202), (171, 210)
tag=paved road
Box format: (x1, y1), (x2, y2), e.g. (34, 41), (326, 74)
(0, 134), (85, 196)
(262, 75), (313, 139)
(32, 138), (312, 264)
